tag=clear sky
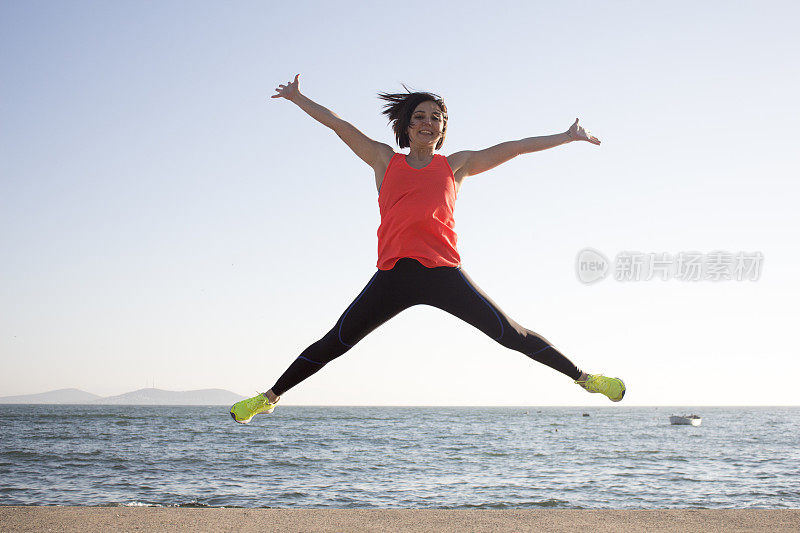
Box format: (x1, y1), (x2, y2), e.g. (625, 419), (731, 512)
(2, 1), (798, 405)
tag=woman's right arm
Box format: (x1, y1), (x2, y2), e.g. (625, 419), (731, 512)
(272, 74), (394, 170)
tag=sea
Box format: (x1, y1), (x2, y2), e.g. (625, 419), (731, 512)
(1, 405), (798, 509)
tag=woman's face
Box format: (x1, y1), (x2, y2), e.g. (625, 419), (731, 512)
(407, 100), (445, 148)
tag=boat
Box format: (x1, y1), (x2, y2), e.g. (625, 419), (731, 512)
(669, 414), (702, 426)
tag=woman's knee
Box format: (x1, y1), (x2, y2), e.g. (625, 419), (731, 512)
(303, 327), (352, 365)
(497, 323), (549, 352)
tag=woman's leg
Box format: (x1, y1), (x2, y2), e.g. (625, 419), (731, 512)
(270, 266), (416, 396)
(421, 265), (583, 380)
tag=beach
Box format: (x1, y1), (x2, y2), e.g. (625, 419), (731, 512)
(1, 507), (799, 532)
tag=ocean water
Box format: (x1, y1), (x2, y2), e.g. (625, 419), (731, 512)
(0, 405), (798, 509)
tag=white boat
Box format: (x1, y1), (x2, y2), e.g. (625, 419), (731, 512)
(670, 414), (702, 426)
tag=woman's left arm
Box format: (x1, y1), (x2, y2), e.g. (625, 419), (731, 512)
(449, 118), (600, 177)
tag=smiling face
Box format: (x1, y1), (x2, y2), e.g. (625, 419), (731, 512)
(407, 100), (446, 149)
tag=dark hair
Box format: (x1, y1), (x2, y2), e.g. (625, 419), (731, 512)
(378, 85), (448, 150)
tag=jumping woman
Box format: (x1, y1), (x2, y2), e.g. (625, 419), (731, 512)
(230, 74), (624, 423)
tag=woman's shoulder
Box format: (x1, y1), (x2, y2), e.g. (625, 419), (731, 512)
(381, 150), (400, 167)
(384, 147), (399, 158)
(444, 151), (469, 173)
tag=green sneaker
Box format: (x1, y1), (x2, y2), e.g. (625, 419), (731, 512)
(230, 393), (276, 424)
(577, 374), (626, 402)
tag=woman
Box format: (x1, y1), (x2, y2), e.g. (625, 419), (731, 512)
(230, 74), (623, 424)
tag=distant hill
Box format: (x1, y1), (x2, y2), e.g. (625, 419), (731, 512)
(0, 388), (246, 405)
(0, 388), (101, 404)
(92, 388), (245, 405)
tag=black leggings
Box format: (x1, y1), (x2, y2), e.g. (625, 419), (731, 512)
(271, 258), (582, 396)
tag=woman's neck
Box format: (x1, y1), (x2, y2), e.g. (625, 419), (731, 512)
(406, 145), (435, 162)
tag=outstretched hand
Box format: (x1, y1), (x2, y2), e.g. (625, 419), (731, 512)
(567, 118), (601, 145)
(271, 74), (301, 101)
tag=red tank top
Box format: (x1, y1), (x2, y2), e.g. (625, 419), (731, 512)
(377, 153), (461, 270)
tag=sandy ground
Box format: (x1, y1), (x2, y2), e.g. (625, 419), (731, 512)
(1, 507), (799, 532)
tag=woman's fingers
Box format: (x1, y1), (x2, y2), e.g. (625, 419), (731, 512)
(585, 129), (601, 144)
(270, 76), (301, 100)
(569, 117), (601, 145)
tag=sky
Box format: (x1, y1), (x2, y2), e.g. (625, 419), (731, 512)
(1, 1), (798, 405)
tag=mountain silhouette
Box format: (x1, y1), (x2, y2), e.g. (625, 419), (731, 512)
(0, 387), (245, 405)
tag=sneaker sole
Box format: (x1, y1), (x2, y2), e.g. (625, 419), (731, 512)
(229, 406), (274, 424)
(230, 411), (252, 424)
